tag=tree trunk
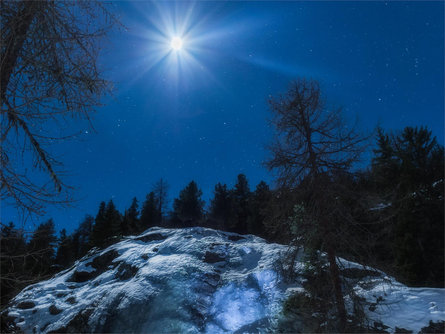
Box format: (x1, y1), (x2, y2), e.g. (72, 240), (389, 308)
(327, 246), (347, 331)
(1, 1), (39, 101)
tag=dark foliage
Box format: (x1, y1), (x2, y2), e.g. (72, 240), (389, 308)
(26, 219), (57, 278)
(140, 192), (160, 230)
(1, 124), (442, 311)
(371, 126), (444, 287)
(171, 181), (205, 226)
(0, 223), (27, 307)
(208, 183), (232, 230)
(122, 197), (139, 235)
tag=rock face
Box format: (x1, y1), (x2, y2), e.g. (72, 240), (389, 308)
(3, 227), (445, 333)
(4, 228), (288, 333)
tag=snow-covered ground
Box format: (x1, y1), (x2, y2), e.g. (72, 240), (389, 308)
(3, 227), (445, 333)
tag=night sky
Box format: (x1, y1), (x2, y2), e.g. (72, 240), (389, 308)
(3, 1), (444, 233)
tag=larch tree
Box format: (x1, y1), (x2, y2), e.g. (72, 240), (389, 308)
(1, 0), (117, 217)
(0, 222), (27, 307)
(265, 79), (367, 330)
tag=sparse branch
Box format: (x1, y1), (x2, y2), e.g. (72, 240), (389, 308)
(1, 0), (118, 217)
(265, 78), (369, 330)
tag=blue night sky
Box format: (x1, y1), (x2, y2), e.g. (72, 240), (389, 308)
(3, 1), (444, 233)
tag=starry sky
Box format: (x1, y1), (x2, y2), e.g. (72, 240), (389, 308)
(3, 1), (444, 233)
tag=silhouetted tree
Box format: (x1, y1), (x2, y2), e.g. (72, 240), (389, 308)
(153, 179), (169, 225)
(105, 200), (122, 239)
(229, 174), (251, 234)
(140, 192), (159, 231)
(1, 1), (117, 216)
(0, 222), (27, 307)
(122, 197), (139, 235)
(372, 126), (444, 286)
(266, 79), (367, 330)
(26, 219), (57, 277)
(89, 200), (121, 247)
(209, 183), (233, 230)
(74, 215), (94, 258)
(172, 181), (205, 226)
(55, 229), (74, 268)
(90, 201), (107, 247)
(247, 181), (272, 237)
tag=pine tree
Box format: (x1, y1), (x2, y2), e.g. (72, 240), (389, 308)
(247, 181), (272, 236)
(230, 174), (251, 234)
(122, 197), (139, 235)
(72, 215), (94, 259)
(128, 197), (139, 232)
(55, 229), (74, 268)
(172, 181), (205, 226)
(153, 179), (169, 225)
(90, 201), (106, 247)
(372, 126), (444, 286)
(209, 183), (233, 230)
(104, 200), (122, 239)
(140, 192), (159, 231)
(89, 200), (121, 247)
(27, 219), (57, 277)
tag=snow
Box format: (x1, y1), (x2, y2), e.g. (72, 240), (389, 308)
(356, 281), (445, 332)
(369, 202), (391, 211)
(210, 283), (264, 331)
(4, 227), (445, 333)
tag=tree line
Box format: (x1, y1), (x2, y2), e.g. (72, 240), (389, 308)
(262, 79), (443, 331)
(0, 174), (273, 307)
(1, 79), (443, 332)
(2, 120), (442, 311)
(3, 2), (441, 331)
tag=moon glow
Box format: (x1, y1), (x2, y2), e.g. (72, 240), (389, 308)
(170, 36), (183, 51)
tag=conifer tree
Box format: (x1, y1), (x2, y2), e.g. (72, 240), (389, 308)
(104, 200), (122, 239)
(27, 219), (57, 277)
(230, 174), (251, 234)
(90, 201), (107, 247)
(55, 229), (74, 268)
(89, 200), (121, 247)
(124, 197), (139, 234)
(209, 183), (233, 230)
(140, 192), (159, 231)
(372, 126), (444, 286)
(73, 215), (94, 258)
(153, 179), (169, 225)
(247, 181), (272, 237)
(172, 181), (205, 226)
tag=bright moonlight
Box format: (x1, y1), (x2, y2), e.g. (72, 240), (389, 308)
(170, 36), (183, 51)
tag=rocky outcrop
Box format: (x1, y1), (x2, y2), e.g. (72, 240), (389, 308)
(3, 227), (445, 333)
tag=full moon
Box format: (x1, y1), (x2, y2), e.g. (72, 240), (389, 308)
(170, 36), (183, 51)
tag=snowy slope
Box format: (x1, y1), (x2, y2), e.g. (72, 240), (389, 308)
(3, 227), (445, 333)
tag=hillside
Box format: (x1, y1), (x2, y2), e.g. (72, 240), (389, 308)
(3, 227), (444, 333)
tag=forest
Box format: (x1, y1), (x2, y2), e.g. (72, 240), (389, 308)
(2, 124), (443, 310)
(1, 1), (444, 332)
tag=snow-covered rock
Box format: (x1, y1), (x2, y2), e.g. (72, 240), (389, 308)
(3, 227), (445, 333)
